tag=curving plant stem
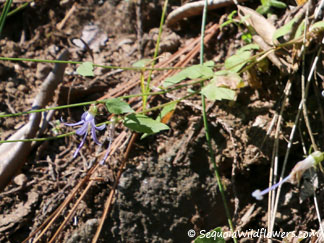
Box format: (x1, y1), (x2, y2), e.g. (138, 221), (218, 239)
(199, 0), (236, 241)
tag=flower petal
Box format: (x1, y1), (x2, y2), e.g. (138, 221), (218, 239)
(81, 111), (89, 121)
(76, 122), (89, 135)
(64, 120), (85, 127)
(251, 174), (291, 200)
(91, 125), (101, 145)
(100, 139), (112, 165)
(95, 123), (106, 131)
(73, 130), (88, 158)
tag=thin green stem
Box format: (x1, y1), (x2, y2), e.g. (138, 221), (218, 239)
(0, 0), (13, 36)
(140, 71), (147, 110)
(199, 0), (236, 241)
(0, 78), (206, 118)
(7, 0), (33, 17)
(0, 90), (199, 144)
(138, 90), (198, 115)
(0, 56), (179, 71)
(144, 0), (168, 106)
(0, 131), (74, 144)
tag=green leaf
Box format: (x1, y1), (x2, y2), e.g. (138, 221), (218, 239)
(212, 70), (243, 89)
(213, 70), (230, 76)
(256, 4), (270, 15)
(270, 0), (286, 8)
(163, 63), (213, 87)
(294, 20), (305, 39)
(163, 70), (187, 87)
(201, 83), (235, 101)
(238, 44), (259, 53)
(241, 32), (252, 43)
(141, 103), (177, 139)
(76, 62), (94, 77)
(158, 102), (177, 121)
(310, 21), (324, 32)
(106, 98), (134, 114)
(221, 19), (234, 29)
(227, 10), (237, 20)
(194, 227), (225, 243)
(124, 114), (169, 134)
(273, 18), (297, 43)
(187, 65), (214, 79)
(221, 10), (237, 29)
(132, 59), (152, 68)
(203, 60), (215, 67)
(225, 51), (251, 72)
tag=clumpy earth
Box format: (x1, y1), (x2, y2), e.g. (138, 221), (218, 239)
(1, 0), (324, 242)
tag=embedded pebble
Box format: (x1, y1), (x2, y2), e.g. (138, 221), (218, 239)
(5, 81), (16, 93)
(18, 84), (28, 92)
(13, 174), (27, 186)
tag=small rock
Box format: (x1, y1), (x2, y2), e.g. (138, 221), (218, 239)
(17, 84), (28, 92)
(252, 115), (267, 128)
(6, 81), (14, 89)
(5, 81), (15, 93)
(47, 44), (60, 56)
(66, 219), (98, 243)
(13, 174), (27, 186)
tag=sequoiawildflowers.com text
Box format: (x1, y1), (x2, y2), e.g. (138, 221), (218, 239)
(197, 228), (321, 240)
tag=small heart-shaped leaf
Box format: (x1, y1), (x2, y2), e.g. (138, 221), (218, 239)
(76, 62), (94, 77)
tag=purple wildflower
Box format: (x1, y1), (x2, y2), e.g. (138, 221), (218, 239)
(64, 107), (106, 158)
(252, 151), (323, 200)
(252, 175), (291, 200)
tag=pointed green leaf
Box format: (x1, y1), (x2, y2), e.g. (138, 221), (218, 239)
(225, 51), (251, 72)
(294, 20), (305, 39)
(221, 10), (236, 28)
(201, 84), (235, 101)
(158, 102), (177, 121)
(124, 114), (169, 134)
(194, 227), (225, 243)
(163, 63), (213, 87)
(310, 21), (324, 32)
(238, 44), (259, 53)
(273, 18), (297, 43)
(187, 65), (214, 79)
(256, 4), (270, 15)
(76, 62), (94, 77)
(106, 98), (134, 114)
(163, 70), (188, 87)
(270, 0), (286, 8)
(141, 103), (177, 139)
